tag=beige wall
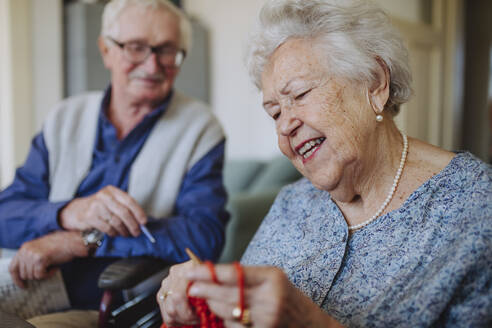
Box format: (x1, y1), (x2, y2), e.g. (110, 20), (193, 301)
(0, 0), (62, 188)
(184, 0), (279, 160)
(0, 0), (11, 187)
(0, 0), (33, 188)
(32, 0), (63, 132)
(373, 0), (429, 23)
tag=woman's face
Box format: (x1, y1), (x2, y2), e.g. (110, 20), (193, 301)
(261, 38), (374, 195)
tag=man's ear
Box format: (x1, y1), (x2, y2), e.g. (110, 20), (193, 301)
(98, 36), (112, 69)
(368, 58), (390, 114)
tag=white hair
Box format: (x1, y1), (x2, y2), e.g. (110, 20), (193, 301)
(245, 0), (413, 113)
(101, 0), (192, 53)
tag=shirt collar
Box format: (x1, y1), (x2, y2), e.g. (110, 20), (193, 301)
(99, 84), (174, 124)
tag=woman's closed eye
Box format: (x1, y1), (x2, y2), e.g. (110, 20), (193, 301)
(294, 89), (312, 101)
(265, 104), (281, 120)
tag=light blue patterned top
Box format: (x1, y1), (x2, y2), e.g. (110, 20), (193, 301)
(241, 152), (492, 327)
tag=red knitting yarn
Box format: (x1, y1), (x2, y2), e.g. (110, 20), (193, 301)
(233, 262), (245, 321)
(161, 261), (225, 328)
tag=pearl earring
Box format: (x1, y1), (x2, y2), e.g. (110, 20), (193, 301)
(376, 114), (383, 122)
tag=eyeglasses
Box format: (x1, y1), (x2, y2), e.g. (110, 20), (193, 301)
(106, 37), (185, 67)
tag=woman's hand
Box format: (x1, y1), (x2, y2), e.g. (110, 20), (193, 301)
(157, 261), (200, 326)
(185, 264), (343, 328)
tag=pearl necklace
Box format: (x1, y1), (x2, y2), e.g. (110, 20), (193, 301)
(348, 133), (408, 231)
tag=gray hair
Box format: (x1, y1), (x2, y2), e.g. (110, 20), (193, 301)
(246, 0), (413, 113)
(101, 0), (192, 53)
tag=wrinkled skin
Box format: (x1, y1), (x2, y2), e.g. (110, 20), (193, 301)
(59, 185), (147, 238)
(9, 231), (86, 288)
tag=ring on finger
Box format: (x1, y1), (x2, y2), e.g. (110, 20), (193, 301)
(232, 306), (242, 320)
(158, 290), (173, 302)
(232, 306), (252, 326)
(241, 308), (252, 326)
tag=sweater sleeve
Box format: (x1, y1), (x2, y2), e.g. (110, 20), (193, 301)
(95, 140), (229, 262)
(0, 133), (67, 248)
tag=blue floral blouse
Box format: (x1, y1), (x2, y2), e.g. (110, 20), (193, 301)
(241, 152), (492, 327)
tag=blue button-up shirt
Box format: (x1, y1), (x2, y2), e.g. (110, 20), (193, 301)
(0, 87), (229, 309)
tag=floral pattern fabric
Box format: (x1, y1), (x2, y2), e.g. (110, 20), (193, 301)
(241, 152), (492, 327)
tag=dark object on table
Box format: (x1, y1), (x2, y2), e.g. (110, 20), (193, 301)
(0, 310), (35, 328)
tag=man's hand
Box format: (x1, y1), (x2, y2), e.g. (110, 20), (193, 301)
(8, 231), (87, 288)
(59, 185), (147, 237)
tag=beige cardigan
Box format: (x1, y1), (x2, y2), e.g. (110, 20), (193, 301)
(43, 91), (224, 218)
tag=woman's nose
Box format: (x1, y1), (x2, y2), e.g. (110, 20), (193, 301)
(277, 110), (302, 136)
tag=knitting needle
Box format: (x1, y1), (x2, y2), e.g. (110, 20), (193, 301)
(185, 248), (220, 285)
(185, 247), (202, 264)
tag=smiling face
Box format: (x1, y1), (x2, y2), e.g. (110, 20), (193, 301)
(261, 38), (377, 197)
(99, 5), (181, 106)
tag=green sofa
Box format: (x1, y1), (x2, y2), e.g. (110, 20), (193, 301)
(218, 156), (302, 263)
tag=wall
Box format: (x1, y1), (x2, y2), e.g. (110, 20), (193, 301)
(0, 0), (33, 188)
(32, 0), (63, 131)
(0, 0), (12, 187)
(462, 0), (491, 162)
(183, 0), (279, 160)
(65, 2), (108, 97)
(0, 0), (63, 188)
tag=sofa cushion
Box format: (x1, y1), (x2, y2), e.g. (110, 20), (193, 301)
(219, 189), (279, 263)
(248, 156), (301, 193)
(223, 160), (265, 194)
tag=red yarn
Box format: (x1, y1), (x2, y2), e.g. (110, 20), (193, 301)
(161, 261), (225, 328)
(234, 262), (245, 321)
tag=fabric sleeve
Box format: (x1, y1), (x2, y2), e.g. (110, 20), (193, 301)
(95, 140), (229, 262)
(433, 224), (492, 327)
(0, 133), (67, 248)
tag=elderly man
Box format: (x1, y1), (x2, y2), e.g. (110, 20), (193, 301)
(0, 0), (228, 320)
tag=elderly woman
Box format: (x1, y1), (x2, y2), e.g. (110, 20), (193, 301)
(158, 0), (492, 327)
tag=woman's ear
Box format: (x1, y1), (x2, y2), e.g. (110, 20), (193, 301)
(368, 58), (390, 114)
(98, 36), (112, 69)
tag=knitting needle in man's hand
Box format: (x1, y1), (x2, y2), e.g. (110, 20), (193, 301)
(140, 224), (155, 243)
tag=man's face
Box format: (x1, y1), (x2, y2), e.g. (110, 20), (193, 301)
(100, 5), (182, 106)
